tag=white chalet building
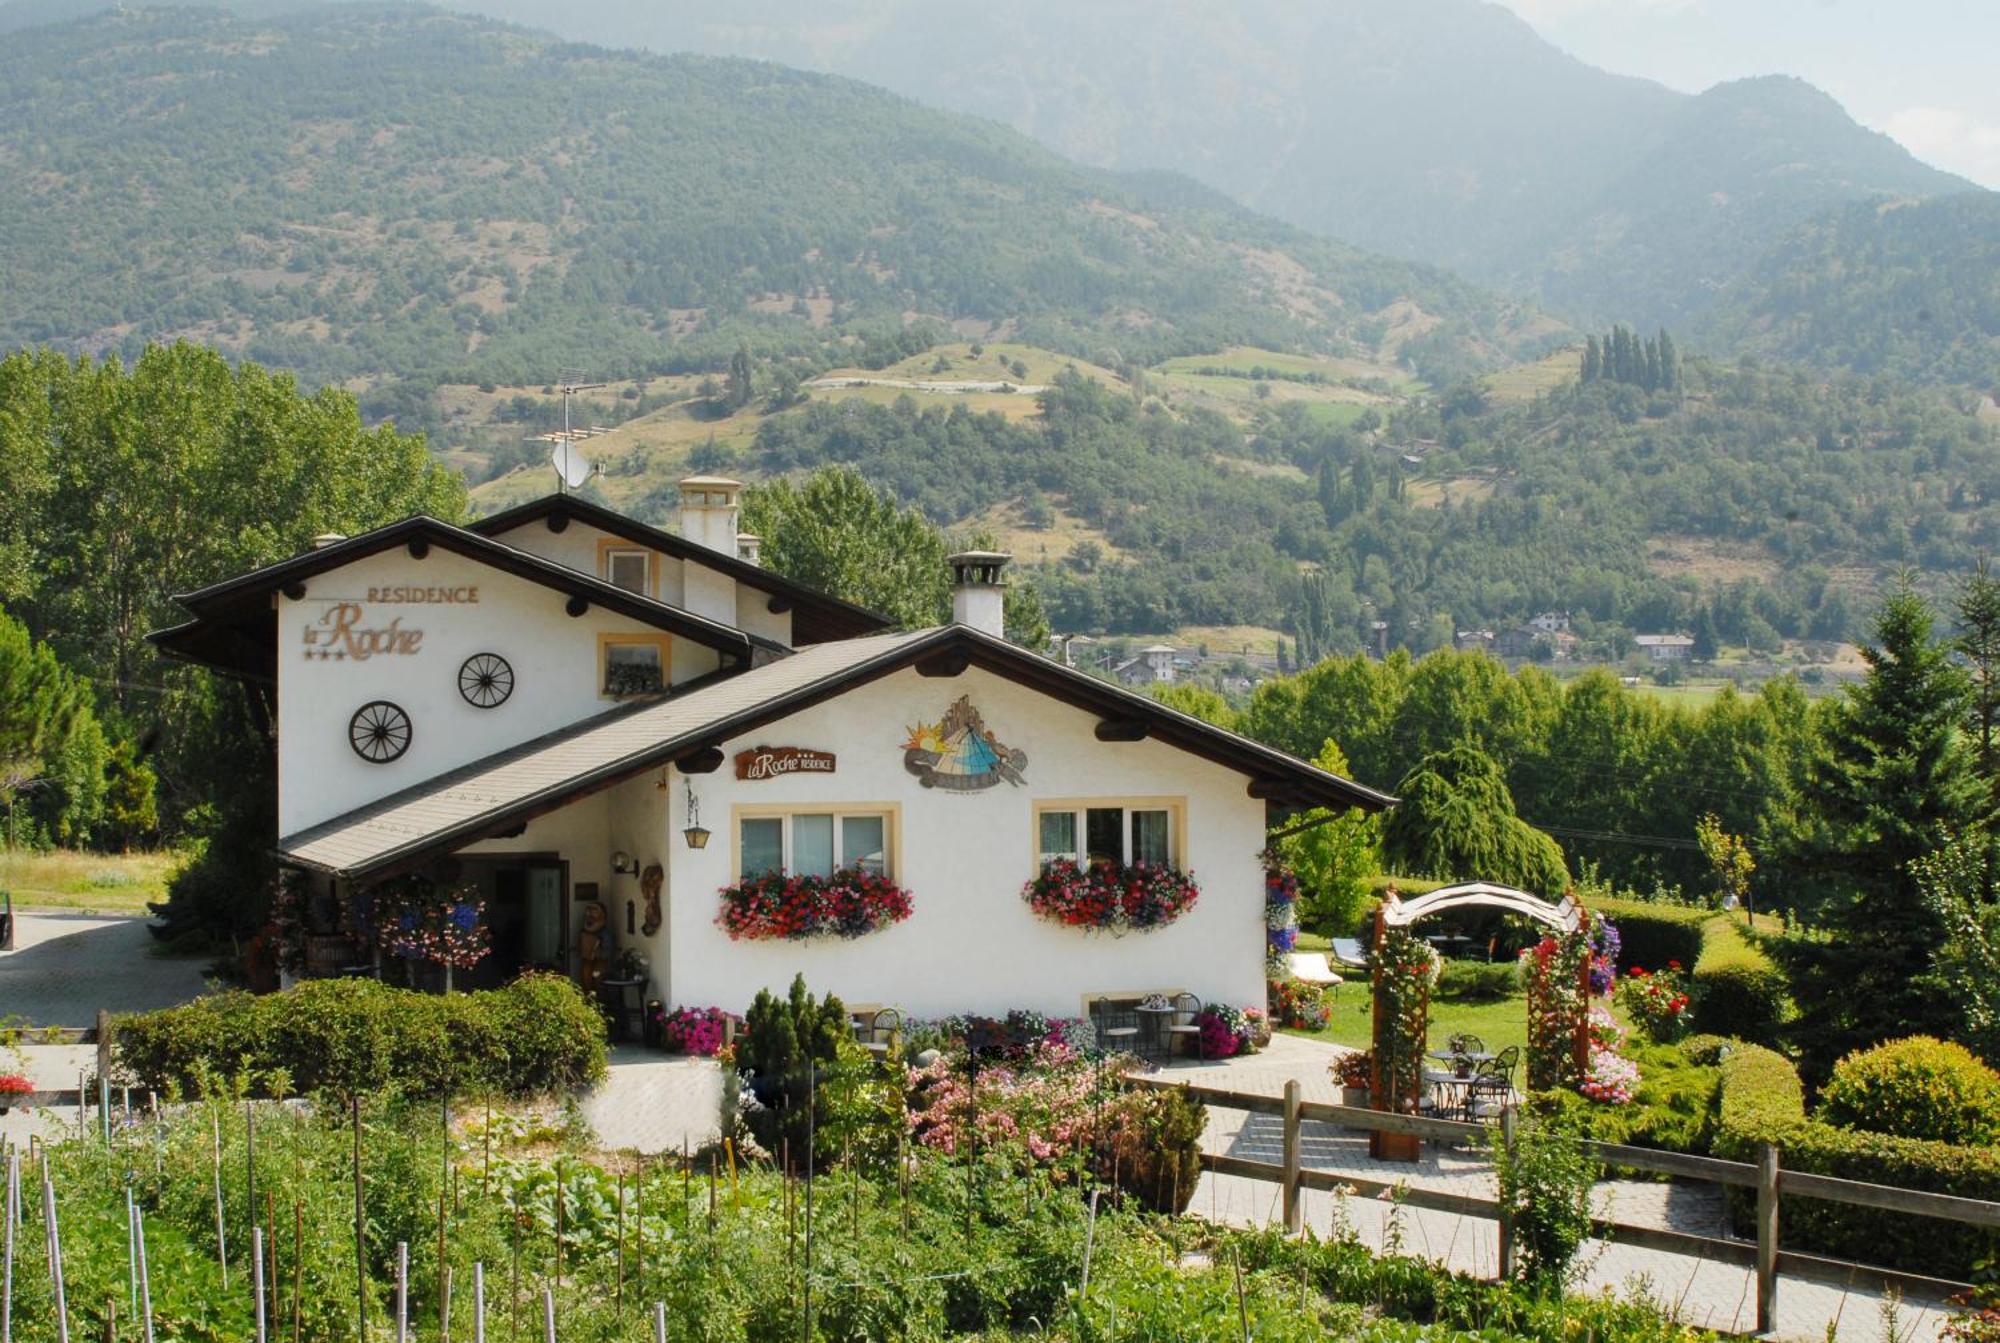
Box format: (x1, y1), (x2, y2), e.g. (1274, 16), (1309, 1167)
(152, 481), (1389, 1019)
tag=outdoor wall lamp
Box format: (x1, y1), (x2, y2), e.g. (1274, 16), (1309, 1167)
(612, 851), (639, 875)
(682, 780), (711, 850)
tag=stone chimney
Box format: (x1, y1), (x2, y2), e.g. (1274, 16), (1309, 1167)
(736, 533), (762, 567)
(677, 476), (742, 555)
(947, 551), (1010, 637)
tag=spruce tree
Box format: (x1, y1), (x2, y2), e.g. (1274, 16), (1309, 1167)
(1784, 584), (1986, 1076)
(1581, 335), (1601, 383)
(1656, 329), (1680, 393)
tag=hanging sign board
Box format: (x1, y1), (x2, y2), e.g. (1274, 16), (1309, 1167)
(734, 746), (838, 781)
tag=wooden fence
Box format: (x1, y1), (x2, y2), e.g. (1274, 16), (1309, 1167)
(1130, 1074), (2000, 1335)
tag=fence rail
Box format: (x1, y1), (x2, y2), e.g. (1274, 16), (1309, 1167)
(1131, 1073), (1995, 1332)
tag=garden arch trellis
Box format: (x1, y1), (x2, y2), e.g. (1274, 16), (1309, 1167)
(1368, 882), (1594, 1160)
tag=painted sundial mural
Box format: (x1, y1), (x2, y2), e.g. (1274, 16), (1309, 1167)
(903, 696), (1027, 791)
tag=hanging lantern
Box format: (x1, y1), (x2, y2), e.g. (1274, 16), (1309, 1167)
(682, 780), (711, 850)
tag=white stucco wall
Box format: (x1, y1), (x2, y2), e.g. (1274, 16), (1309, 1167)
(488, 517), (792, 647)
(276, 547), (719, 834)
(655, 666), (1270, 1020)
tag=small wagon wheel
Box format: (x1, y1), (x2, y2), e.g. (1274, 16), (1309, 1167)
(458, 652), (515, 709)
(348, 701), (412, 764)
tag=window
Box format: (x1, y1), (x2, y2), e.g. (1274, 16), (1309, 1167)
(1035, 800), (1181, 869)
(599, 634), (672, 697)
(602, 546), (651, 595)
(738, 809), (895, 879)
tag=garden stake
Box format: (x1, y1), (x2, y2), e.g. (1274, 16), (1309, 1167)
(212, 1110), (229, 1290)
(437, 1188), (449, 1334)
(133, 1199), (153, 1343)
(509, 1191), (520, 1343)
(1079, 1189), (1100, 1301)
(651, 1302), (664, 1343)
(353, 1096), (366, 1343)
(123, 1189), (136, 1318)
(253, 1228), (268, 1343)
(473, 1262), (485, 1343)
(803, 1061), (815, 1343)
(553, 1159), (565, 1290)
(1231, 1243), (1250, 1343)
(441, 1266), (453, 1343)
(395, 1241), (408, 1343)
(42, 1165), (70, 1343)
(291, 1200), (303, 1343)
(3, 1149), (17, 1343)
(482, 1103), (492, 1202)
(76, 1070), (84, 1132)
(246, 1101), (256, 1241)
(100, 1294), (113, 1343)
(265, 1191), (278, 1332)
(540, 1287), (554, 1343)
(615, 1172), (625, 1312)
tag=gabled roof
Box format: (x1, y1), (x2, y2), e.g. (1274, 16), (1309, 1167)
(278, 625), (1394, 879)
(148, 516), (772, 683)
(469, 494), (892, 644)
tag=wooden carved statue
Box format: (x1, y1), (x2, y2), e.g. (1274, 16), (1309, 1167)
(640, 863), (664, 937)
(576, 900), (611, 994)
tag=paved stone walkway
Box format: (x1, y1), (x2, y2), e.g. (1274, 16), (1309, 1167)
(1, 911), (212, 1023)
(1173, 1036), (1957, 1342)
(581, 1046), (725, 1153)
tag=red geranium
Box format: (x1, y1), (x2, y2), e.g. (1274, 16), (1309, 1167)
(0, 1074), (32, 1096)
(716, 869), (914, 941)
(1022, 858), (1199, 933)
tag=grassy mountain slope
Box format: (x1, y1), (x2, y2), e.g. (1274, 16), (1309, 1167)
(0, 4), (1544, 416)
(290, 0), (1983, 330)
(1701, 193), (2000, 395)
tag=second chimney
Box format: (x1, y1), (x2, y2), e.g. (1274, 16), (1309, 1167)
(947, 551), (1010, 637)
(677, 475), (743, 554)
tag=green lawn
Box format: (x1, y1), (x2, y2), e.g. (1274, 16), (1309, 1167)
(1297, 976), (1534, 1058)
(0, 848), (180, 914)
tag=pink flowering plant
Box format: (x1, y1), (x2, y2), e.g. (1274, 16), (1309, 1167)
(1022, 858), (1199, 933)
(1521, 914), (1593, 1092)
(1193, 1003), (1258, 1059)
(716, 869), (913, 941)
(657, 1005), (735, 1056)
(1578, 1005), (1641, 1105)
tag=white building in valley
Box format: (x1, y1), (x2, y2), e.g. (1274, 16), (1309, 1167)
(152, 481), (1389, 1020)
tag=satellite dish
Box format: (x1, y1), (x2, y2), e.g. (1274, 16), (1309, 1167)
(551, 440), (591, 490)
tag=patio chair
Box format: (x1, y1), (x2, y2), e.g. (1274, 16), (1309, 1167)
(1094, 1002), (1142, 1056)
(1330, 938), (1370, 970)
(1165, 992), (1202, 1059)
(863, 1007), (901, 1057)
(1491, 1045), (1521, 1085)
(1465, 1060), (1512, 1123)
(1285, 952), (1343, 994)
(1446, 1033), (1486, 1059)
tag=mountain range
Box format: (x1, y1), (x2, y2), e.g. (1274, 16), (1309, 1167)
(296, 0), (1982, 332)
(0, 2), (1556, 414)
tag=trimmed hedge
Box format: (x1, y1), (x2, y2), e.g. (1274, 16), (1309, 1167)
(1586, 897), (1790, 1044)
(117, 974), (608, 1100)
(1688, 918), (1789, 1040)
(1817, 1036), (2000, 1146)
(1586, 897), (1708, 973)
(1715, 1043), (2000, 1278)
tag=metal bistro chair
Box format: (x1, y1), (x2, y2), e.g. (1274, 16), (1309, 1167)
(1446, 1033), (1486, 1060)
(1165, 992), (1202, 1061)
(862, 1007), (901, 1058)
(1465, 1058), (1513, 1123)
(1095, 1001), (1142, 1058)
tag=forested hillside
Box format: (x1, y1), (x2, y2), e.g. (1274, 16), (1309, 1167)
(0, 5), (1542, 423)
(345, 0), (1980, 330)
(1704, 194), (2000, 395)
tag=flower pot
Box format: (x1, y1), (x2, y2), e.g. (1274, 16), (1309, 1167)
(1341, 1084), (1369, 1109)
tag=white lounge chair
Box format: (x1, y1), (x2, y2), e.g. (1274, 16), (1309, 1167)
(1286, 952), (1342, 994)
(1330, 938), (1371, 970)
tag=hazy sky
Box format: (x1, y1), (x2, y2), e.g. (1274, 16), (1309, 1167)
(1495, 0), (2000, 189)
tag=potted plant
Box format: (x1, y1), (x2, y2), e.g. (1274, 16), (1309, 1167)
(0, 1072), (32, 1115)
(1336, 1050), (1373, 1108)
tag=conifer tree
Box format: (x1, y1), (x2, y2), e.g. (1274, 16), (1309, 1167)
(1581, 335), (1601, 383)
(1782, 583), (1987, 1076)
(1656, 328), (1680, 393)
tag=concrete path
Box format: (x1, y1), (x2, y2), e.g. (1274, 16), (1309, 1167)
(580, 1045), (725, 1154)
(1170, 1036), (1957, 1342)
(1, 911), (213, 1023)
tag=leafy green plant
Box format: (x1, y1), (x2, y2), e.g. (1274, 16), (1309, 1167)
(1817, 1036), (2000, 1146)
(1490, 1114), (1600, 1294)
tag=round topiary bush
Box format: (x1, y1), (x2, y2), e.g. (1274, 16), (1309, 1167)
(1816, 1035), (2000, 1146)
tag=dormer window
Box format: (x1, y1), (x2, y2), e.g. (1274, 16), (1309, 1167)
(600, 634), (672, 698)
(601, 545), (652, 596)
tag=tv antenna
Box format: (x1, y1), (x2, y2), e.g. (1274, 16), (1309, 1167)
(525, 368), (607, 493)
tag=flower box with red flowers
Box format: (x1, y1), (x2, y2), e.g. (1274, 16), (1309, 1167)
(0, 1073), (32, 1112)
(1021, 858), (1200, 933)
(715, 868), (914, 941)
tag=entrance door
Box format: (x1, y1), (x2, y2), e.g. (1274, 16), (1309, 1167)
(459, 857), (567, 989)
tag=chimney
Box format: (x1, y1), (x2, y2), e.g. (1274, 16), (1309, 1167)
(947, 550), (1009, 637)
(677, 476), (742, 554)
(735, 532), (762, 567)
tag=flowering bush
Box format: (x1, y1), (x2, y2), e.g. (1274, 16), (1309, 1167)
(1337, 1050), (1373, 1090)
(1373, 926), (1442, 1110)
(1522, 921), (1593, 1093)
(1616, 962), (1692, 1042)
(1022, 858), (1199, 933)
(716, 868), (914, 941)
(1268, 976), (1330, 1031)
(0, 1073), (32, 1096)
(1578, 1005), (1641, 1104)
(1194, 1003), (1257, 1059)
(656, 1005), (735, 1056)
(1589, 918), (1621, 996)
(1263, 858), (1301, 975)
